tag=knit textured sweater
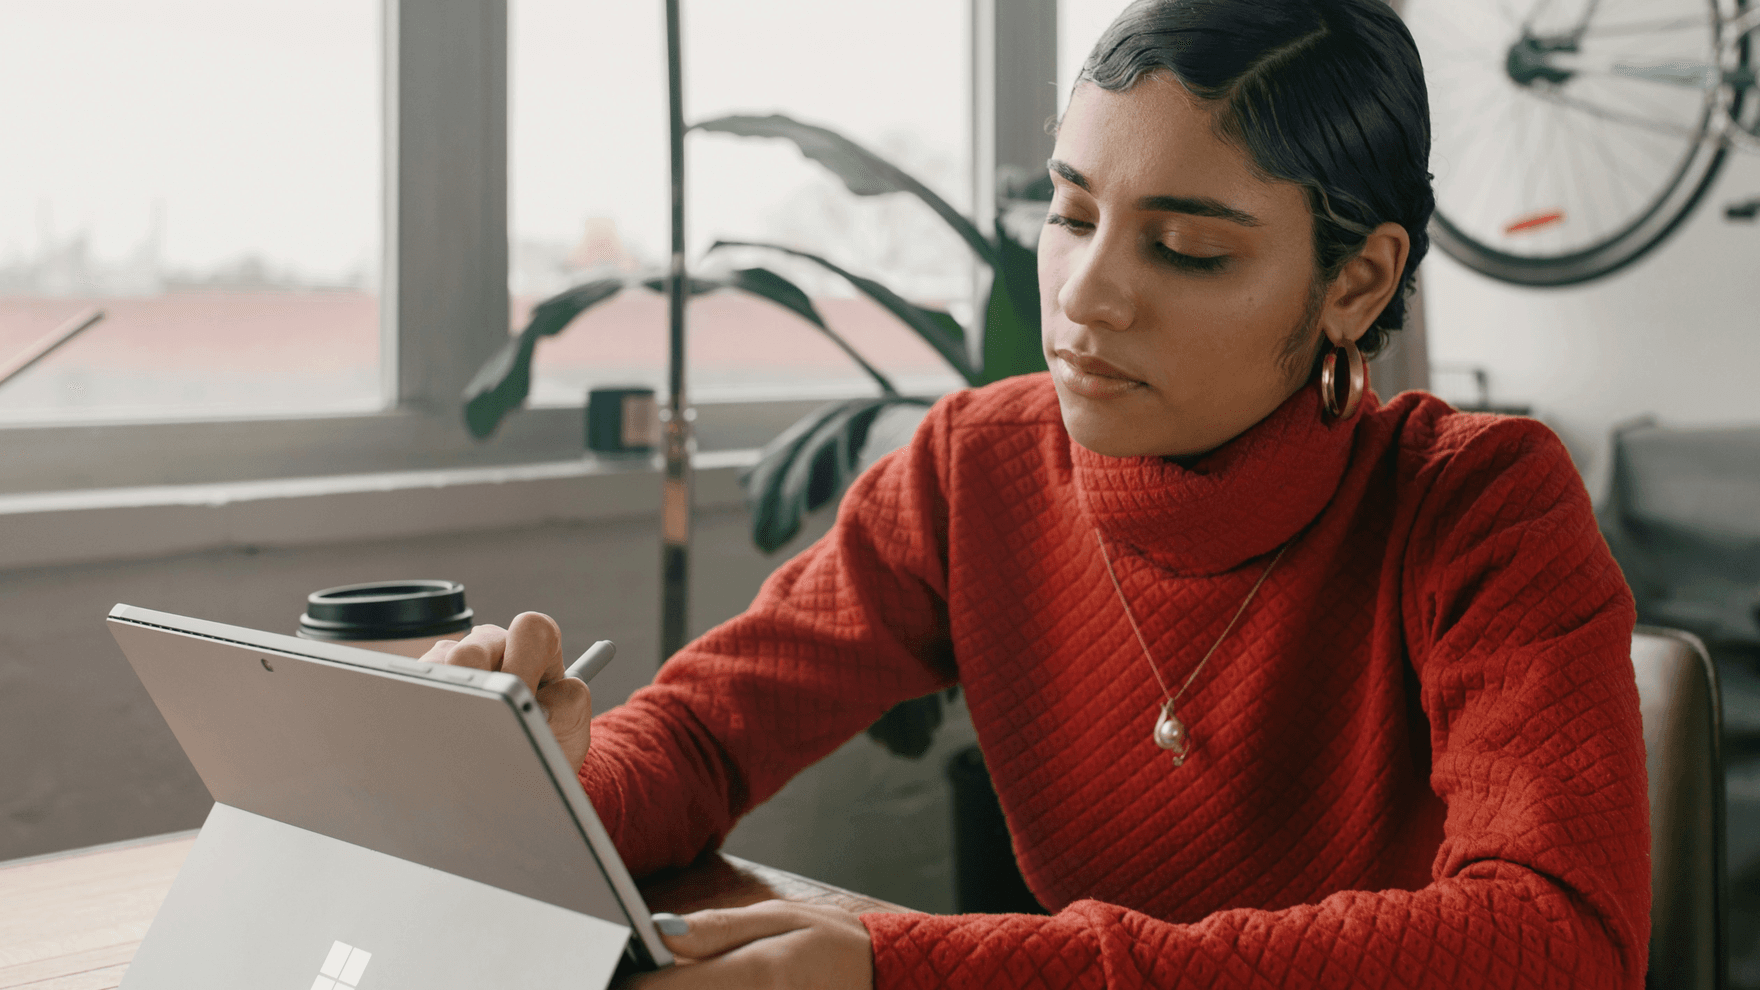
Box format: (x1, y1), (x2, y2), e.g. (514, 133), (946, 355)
(580, 372), (1648, 989)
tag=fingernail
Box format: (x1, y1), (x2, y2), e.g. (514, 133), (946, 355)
(653, 913), (689, 936)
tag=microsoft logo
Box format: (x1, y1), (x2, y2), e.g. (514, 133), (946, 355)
(311, 940), (372, 990)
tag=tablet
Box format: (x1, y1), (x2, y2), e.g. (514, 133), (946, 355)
(106, 604), (673, 990)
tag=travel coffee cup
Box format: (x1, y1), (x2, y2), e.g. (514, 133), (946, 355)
(296, 579), (475, 658)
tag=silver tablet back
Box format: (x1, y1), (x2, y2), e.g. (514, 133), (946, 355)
(131, 802), (632, 989)
(107, 606), (671, 989)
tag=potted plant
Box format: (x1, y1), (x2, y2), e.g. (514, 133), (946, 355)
(461, 114), (1048, 758)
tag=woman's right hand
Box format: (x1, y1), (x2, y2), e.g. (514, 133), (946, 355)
(419, 611), (595, 770)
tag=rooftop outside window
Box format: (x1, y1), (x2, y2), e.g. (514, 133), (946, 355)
(0, 0), (381, 422)
(510, 0), (971, 407)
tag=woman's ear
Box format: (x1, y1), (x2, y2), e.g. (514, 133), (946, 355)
(1321, 222), (1410, 346)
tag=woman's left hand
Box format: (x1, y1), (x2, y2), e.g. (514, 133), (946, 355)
(623, 901), (874, 990)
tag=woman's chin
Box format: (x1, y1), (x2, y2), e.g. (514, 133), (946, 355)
(1058, 403), (1163, 458)
(1055, 389), (1216, 459)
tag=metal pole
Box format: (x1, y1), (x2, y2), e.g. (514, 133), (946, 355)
(970, 0), (1057, 373)
(0, 308), (104, 392)
(659, 0), (694, 664)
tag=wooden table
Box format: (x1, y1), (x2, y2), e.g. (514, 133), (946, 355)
(0, 832), (909, 989)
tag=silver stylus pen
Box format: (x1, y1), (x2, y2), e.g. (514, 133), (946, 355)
(565, 640), (617, 683)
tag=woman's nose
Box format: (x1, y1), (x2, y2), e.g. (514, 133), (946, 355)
(1055, 229), (1136, 332)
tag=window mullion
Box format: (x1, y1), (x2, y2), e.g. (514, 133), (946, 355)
(971, 0), (1057, 371)
(384, 0), (509, 416)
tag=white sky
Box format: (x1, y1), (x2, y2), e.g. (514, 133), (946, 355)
(0, 1), (380, 279)
(0, 0), (1135, 280)
(514, 0), (973, 265)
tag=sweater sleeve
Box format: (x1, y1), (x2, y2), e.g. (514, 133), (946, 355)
(863, 416), (1650, 989)
(577, 399), (961, 876)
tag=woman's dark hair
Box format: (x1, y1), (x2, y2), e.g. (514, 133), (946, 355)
(1080, 0), (1433, 356)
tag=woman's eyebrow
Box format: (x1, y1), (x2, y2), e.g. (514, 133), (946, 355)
(1047, 159), (1262, 227)
(1138, 195), (1262, 227)
(1048, 158), (1090, 190)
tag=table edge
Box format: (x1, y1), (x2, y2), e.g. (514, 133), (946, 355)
(0, 830), (200, 872)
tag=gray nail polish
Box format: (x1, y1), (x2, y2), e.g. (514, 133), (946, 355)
(653, 913), (689, 936)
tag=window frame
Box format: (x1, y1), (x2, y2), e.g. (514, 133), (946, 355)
(0, 0), (1002, 497)
(0, 0), (530, 495)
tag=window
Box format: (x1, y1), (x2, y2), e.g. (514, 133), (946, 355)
(1058, 0), (1127, 116)
(1, 0), (997, 496)
(0, 1), (381, 421)
(511, 0), (970, 406)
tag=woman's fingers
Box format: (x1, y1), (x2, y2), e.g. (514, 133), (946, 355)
(621, 903), (873, 990)
(443, 624), (508, 671)
(534, 675), (592, 769)
(503, 611), (565, 696)
(625, 941), (788, 989)
(661, 902), (811, 960)
(417, 639), (459, 664)
(421, 615), (561, 697)
(415, 614), (584, 766)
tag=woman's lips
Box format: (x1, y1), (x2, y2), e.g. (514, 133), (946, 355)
(1054, 350), (1144, 399)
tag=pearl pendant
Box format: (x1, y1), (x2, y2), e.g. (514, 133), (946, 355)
(1153, 702), (1188, 764)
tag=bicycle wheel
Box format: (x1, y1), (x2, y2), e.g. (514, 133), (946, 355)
(1401, 0), (1743, 286)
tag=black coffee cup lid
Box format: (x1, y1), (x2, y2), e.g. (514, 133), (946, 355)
(299, 580), (474, 642)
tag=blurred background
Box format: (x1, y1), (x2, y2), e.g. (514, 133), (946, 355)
(3, 0), (1759, 980)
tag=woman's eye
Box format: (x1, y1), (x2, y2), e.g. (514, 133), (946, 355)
(1156, 243), (1228, 273)
(1045, 213), (1093, 233)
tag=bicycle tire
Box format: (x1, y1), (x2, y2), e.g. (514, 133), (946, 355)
(1406, 0), (1745, 287)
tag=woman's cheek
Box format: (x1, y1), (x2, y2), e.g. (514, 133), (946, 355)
(1037, 246), (1071, 342)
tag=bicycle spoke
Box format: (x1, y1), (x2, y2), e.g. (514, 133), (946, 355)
(1574, 97), (1671, 236)
(1519, 97), (1548, 221)
(1590, 123), (1651, 216)
(1437, 82), (1521, 145)
(1558, 109), (1618, 241)
(1411, 0), (1727, 279)
(1537, 100), (1573, 243)
(1464, 95), (1533, 231)
(1426, 3), (1504, 43)
(1533, 87), (1706, 139)
(1522, 0), (1564, 34)
(1567, 105), (1640, 222)
(1609, 119), (1693, 168)
(1581, 15), (1713, 37)
(1577, 79), (1707, 136)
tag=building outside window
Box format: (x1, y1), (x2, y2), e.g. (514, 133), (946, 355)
(0, 0), (984, 496)
(512, 0), (971, 407)
(0, 0), (381, 422)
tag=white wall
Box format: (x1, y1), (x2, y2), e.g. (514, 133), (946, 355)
(0, 477), (972, 912)
(1423, 151), (1760, 502)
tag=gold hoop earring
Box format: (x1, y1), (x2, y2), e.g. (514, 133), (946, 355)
(1319, 338), (1365, 419)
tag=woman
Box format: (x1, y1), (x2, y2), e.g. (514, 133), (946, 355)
(430, 0), (1649, 986)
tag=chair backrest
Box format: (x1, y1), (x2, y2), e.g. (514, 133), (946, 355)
(1601, 423), (1760, 646)
(1632, 627), (1725, 989)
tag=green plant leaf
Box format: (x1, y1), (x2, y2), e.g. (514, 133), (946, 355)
(638, 275), (729, 297)
(694, 114), (1000, 270)
(979, 220), (1048, 384)
(711, 240), (980, 387)
(463, 277), (624, 438)
(642, 268), (900, 397)
(725, 267), (900, 397)
(742, 395), (930, 554)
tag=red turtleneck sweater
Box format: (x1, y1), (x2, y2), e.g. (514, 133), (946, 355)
(580, 373), (1647, 989)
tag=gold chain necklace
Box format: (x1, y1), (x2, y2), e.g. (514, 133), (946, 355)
(1094, 529), (1290, 766)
